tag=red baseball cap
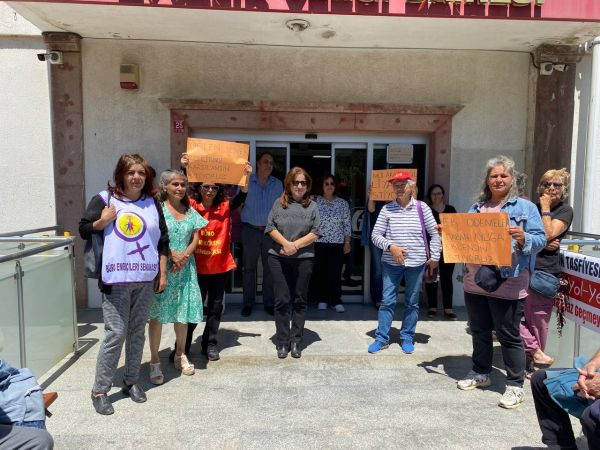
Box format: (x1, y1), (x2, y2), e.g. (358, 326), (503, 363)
(387, 171), (414, 183)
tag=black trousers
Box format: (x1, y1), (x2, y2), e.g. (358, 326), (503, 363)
(268, 254), (314, 346)
(531, 369), (600, 449)
(184, 272), (228, 353)
(464, 292), (526, 387)
(242, 224), (274, 308)
(426, 259), (455, 310)
(313, 242), (344, 306)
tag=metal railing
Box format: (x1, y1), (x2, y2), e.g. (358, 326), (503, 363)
(0, 227), (78, 377)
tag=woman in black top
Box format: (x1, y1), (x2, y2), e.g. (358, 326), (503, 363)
(520, 169), (573, 373)
(425, 184), (458, 320)
(265, 167), (321, 359)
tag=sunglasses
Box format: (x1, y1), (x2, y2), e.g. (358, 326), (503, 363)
(542, 182), (563, 188)
(324, 182), (335, 186)
(292, 180), (308, 187)
(201, 185), (220, 192)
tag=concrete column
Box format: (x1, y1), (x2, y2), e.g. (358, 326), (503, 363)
(42, 32), (87, 308)
(531, 44), (583, 190)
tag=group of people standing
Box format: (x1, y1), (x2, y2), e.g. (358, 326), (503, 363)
(80, 151), (574, 420)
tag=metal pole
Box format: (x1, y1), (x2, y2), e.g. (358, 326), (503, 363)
(15, 261), (27, 368)
(583, 36), (600, 234)
(69, 243), (80, 354)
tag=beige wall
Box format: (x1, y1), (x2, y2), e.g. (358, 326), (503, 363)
(81, 39), (532, 306)
(0, 3), (54, 233)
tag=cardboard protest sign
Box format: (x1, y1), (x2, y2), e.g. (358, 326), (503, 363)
(440, 212), (512, 266)
(559, 250), (600, 335)
(370, 169), (418, 201)
(186, 138), (249, 186)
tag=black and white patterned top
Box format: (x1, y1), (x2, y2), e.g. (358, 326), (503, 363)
(314, 196), (351, 244)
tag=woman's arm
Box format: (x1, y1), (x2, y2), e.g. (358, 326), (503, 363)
(293, 232), (319, 249)
(343, 201), (352, 254)
(79, 194), (115, 239)
(268, 229), (297, 256)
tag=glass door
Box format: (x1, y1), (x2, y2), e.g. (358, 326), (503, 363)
(333, 144), (367, 301)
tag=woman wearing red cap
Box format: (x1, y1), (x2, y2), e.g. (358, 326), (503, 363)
(369, 171), (441, 355)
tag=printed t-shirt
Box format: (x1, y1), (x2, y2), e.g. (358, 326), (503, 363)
(190, 198), (236, 274)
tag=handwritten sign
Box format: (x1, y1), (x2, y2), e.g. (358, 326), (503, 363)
(559, 250), (600, 334)
(440, 212), (512, 266)
(370, 169), (418, 201)
(186, 138), (249, 186)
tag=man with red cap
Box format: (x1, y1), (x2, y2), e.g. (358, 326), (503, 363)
(369, 171), (441, 354)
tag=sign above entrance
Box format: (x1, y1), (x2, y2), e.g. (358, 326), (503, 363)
(387, 144), (413, 164)
(186, 138), (250, 186)
(370, 169), (418, 201)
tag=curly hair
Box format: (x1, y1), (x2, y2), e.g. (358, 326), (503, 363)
(536, 168), (570, 201)
(474, 155), (519, 204)
(280, 167), (312, 209)
(157, 169), (189, 210)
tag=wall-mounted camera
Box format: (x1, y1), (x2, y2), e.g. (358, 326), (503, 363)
(37, 51), (63, 65)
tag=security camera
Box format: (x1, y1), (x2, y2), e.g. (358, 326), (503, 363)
(37, 51), (63, 65)
(539, 62), (554, 76)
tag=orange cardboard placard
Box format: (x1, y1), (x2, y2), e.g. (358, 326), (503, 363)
(370, 169), (418, 201)
(186, 138), (249, 186)
(440, 212), (512, 266)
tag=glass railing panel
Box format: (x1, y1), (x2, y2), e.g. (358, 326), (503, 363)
(21, 250), (75, 378)
(579, 326), (600, 359)
(545, 309), (576, 368)
(0, 261), (21, 366)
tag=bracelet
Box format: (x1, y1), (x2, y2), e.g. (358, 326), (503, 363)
(541, 212), (552, 217)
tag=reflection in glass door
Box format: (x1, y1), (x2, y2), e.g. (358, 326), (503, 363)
(334, 145), (366, 300)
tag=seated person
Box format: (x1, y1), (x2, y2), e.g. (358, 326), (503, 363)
(531, 348), (600, 450)
(0, 359), (54, 449)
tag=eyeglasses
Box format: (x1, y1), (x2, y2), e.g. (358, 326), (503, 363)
(542, 182), (563, 189)
(201, 185), (220, 192)
(292, 180), (308, 187)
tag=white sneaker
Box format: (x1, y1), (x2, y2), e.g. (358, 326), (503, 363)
(318, 302), (327, 310)
(498, 386), (524, 409)
(457, 370), (491, 391)
(333, 304), (345, 313)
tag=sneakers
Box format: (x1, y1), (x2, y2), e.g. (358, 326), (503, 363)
(333, 304), (345, 313)
(457, 370), (492, 390)
(317, 302), (327, 310)
(367, 340), (389, 354)
(400, 340), (414, 354)
(498, 386), (525, 409)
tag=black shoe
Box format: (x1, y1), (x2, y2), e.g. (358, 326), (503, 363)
(241, 305), (252, 317)
(91, 393), (114, 415)
(264, 305), (275, 316)
(206, 346), (220, 361)
(168, 347), (176, 363)
(276, 345), (289, 359)
(427, 309), (437, 318)
(122, 383), (147, 403)
(290, 342), (302, 358)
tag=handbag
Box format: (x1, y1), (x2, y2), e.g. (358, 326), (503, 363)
(530, 270), (560, 299)
(416, 201), (437, 283)
(474, 265), (505, 293)
(83, 192), (111, 279)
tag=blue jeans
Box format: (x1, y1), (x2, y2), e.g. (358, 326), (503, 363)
(375, 262), (425, 344)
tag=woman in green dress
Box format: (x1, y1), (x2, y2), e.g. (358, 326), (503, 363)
(148, 170), (208, 383)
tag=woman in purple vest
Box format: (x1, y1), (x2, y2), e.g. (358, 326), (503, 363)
(79, 154), (169, 416)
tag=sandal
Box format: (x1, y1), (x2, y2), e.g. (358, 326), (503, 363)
(174, 354), (195, 376)
(149, 362), (164, 385)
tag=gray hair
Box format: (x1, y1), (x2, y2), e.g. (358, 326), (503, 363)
(475, 155), (519, 203)
(157, 169), (189, 207)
